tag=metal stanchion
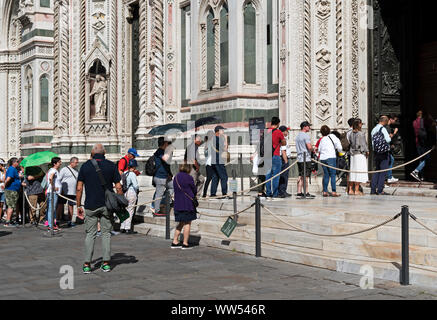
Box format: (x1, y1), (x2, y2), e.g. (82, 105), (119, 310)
(22, 187), (26, 227)
(303, 153), (307, 199)
(401, 205), (410, 285)
(165, 189), (170, 240)
(50, 180), (55, 236)
(239, 153), (244, 193)
(255, 196), (261, 258)
(232, 169), (238, 222)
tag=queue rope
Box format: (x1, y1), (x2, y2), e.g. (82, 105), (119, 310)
(262, 205), (401, 237)
(197, 203), (255, 218)
(410, 214), (437, 237)
(312, 146), (435, 174)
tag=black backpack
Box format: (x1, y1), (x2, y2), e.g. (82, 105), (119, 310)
(372, 127), (390, 154)
(145, 155), (157, 176)
(418, 119), (428, 147)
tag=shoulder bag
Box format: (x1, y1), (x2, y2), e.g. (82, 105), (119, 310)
(90, 159), (128, 214)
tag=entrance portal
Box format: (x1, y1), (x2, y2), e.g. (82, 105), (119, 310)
(370, 0), (437, 181)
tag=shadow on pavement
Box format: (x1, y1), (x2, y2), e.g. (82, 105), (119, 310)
(92, 253), (139, 271)
(0, 231), (12, 238)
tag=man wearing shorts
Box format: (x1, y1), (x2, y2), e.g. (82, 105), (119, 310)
(58, 157), (79, 227)
(295, 121), (315, 198)
(3, 158), (21, 227)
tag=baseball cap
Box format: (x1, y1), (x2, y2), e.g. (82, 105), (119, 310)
(128, 159), (138, 168)
(300, 121), (312, 129)
(214, 125), (225, 133)
(128, 148), (140, 158)
(279, 126), (291, 132)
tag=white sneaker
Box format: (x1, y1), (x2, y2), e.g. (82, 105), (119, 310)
(387, 178), (399, 183)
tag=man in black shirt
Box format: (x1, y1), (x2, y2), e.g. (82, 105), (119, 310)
(76, 144), (122, 274)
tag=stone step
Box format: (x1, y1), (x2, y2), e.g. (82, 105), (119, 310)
(135, 205), (437, 250)
(133, 222), (437, 288)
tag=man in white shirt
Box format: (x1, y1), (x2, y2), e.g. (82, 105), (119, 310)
(57, 157), (79, 227)
(370, 116), (391, 195)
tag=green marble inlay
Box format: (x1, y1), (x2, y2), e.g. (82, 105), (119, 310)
(22, 29), (54, 42)
(244, 3), (256, 84)
(21, 136), (52, 144)
(207, 9), (215, 90)
(40, 76), (49, 122)
(220, 5), (229, 87)
(40, 0), (50, 8)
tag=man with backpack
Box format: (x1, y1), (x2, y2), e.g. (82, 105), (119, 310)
(150, 137), (174, 216)
(370, 116), (391, 195)
(57, 157), (79, 227)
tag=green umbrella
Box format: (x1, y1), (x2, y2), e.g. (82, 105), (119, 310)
(20, 151), (59, 168)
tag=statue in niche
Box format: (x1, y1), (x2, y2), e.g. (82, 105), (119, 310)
(89, 75), (107, 118)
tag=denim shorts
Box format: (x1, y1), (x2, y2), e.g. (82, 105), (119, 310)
(0, 192), (5, 203)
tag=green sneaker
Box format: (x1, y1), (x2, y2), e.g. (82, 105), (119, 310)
(100, 263), (111, 273)
(83, 264), (91, 274)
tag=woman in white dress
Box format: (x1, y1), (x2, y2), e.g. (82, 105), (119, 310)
(349, 119), (369, 195)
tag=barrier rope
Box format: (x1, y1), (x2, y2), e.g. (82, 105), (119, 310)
(312, 146), (435, 174)
(23, 191), (48, 211)
(197, 203), (255, 218)
(410, 214), (437, 237)
(261, 204), (401, 237)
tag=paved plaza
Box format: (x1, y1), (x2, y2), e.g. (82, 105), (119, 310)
(2, 219), (437, 300)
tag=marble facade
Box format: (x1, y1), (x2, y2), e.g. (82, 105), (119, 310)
(0, 0), (369, 161)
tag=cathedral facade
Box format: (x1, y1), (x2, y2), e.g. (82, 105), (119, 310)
(0, 0), (369, 162)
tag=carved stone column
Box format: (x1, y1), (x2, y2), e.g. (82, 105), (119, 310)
(200, 23), (207, 91)
(213, 18), (220, 89)
(136, 0), (149, 135)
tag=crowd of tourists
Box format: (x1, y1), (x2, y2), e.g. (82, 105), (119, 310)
(0, 111), (435, 273)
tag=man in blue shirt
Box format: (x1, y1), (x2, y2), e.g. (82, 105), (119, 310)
(76, 144), (122, 273)
(370, 116), (391, 195)
(3, 158), (22, 227)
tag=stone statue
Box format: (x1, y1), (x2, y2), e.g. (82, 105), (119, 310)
(89, 75), (107, 118)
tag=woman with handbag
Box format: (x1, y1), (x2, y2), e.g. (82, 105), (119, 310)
(171, 164), (197, 250)
(349, 119), (369, 195)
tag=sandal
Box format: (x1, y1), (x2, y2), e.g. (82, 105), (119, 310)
(331, 193), (341, 197)
(323, 192), (329, 197)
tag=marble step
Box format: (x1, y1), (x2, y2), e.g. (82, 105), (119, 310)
(135, 206), (437, 249)
(133, 222), (437, 288)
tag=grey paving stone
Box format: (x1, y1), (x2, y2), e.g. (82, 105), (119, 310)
(4, 223), (437, 300)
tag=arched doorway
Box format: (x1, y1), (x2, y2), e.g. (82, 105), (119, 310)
(370, 0), (437, 182)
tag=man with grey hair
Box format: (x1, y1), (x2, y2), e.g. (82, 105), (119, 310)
(57, 157), (79, 227)
(76, 144), (122, 273)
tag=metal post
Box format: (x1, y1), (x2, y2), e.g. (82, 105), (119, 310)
(36, 203), (40, 227)
(165, 189), (170, 240)
(22, 189), (26, 227)
(255, 196), (261, 257)
(239, 153), (244, 193)
(303, 153), (307, 199)
(50, 180), (55, 236)
(232, 169), (238, 222)
(401, 205), (410, 285)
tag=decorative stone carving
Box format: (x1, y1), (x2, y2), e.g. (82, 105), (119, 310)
(89, 75), (107, 119)
(316, 99), (331, 121)
(316, 0), (331, 19)
(316, 48), (331, 69)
